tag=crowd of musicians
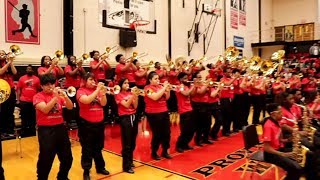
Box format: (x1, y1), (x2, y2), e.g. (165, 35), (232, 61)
(1, 49), (320, 180)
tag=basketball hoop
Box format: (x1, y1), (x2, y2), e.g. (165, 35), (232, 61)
(130, 20), (150, 34)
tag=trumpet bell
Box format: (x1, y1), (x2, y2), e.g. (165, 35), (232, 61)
(0, 79), (11, 104)
(66, 86), (76, 97)
(10, 44), (22, 56)
(55, 50), (64, 60)
(82, 53), (89, 61)
(113, 85), (121, 94)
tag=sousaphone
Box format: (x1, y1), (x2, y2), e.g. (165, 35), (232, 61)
(0, 79), (11, 104)
(224, 46), (240, 61)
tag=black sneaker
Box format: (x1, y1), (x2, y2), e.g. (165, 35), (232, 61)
(151, 153), (161, 160)
(176, 147), (184, 153)
(96, 169), (110, 175)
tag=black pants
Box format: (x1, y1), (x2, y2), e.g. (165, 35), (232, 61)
(37, 124), (73, 180)
(251, 95), (264, 124)
(191, 102), (211, 143)
(78, 118), (106, 171)
(119, 114), (138, 171)
(0, 88), (16, 134)
(62, 93), (79, 130)
(0, 133), (4, 180)
(136, 85), (146, 120)
(210, 102), (223, 138)
(167, 90), (178, 112)
(234, 93), (250, 129)
(176, 111), (195, 149)
(264, 151), (302, 180)
(220, 98), (233, 135)
(146, 112), (171, 153)
(19, 101), (36, 136)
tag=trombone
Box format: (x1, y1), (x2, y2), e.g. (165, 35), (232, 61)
(99, 45), (120, 58)
(76, 53), (90, 64)
(126, 51), (148, 62)
(140, 60), (154, 68)
(2, 45), (23, 60)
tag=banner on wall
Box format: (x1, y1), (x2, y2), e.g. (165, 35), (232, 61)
(239, 0), (246, 26)
(230, 0), (238, 29)
(5, 0), (40, 44)
(233, 36), (244, 48)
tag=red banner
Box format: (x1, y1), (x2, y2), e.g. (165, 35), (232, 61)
(5, 0), (40, 44)
(239, 0), (246, 26)
(230, 0), (238, 29)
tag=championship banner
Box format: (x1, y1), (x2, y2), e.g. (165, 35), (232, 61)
(239, 0), (246, 26)
(230, 0), (238, 29)
(5, 0), (40, 44)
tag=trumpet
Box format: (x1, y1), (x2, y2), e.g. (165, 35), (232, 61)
(140, 60), (154, 68)
(99, 45), (120, 58)
(53, 50), (64, 60)
(60, 86), (77, 97)
(129, 87), (145, 96)
(93, 84), (121, 95)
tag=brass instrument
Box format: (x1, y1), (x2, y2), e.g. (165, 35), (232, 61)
(140, 60), (154, 68)
(130, 87), (145, 96)
(224, 46), (240, 61)
(170, 84), (184, 91)
(54, 50), (64, 60)
(0, 79), (11, 104)
(76, 53), (90, 64)
(291, 122), (309, 167)
(93, 84), (121, 94)
(99, 45), (120, 58)
(59, 86), (77, 97)
(296, 104), (317, 143)
(8, 44), (23, 58)
(126, 51), (148, 62)
(174, 56), (186, 68)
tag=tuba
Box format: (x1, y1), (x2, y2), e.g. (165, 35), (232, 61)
(0, 79), (11, 104)
(224, 46), (240, 61)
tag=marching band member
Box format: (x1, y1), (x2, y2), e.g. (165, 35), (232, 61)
(250, 72), (266, 125)
(175, 72), (196, 152)
(115, 78), (138, 174)
(219, 68), (236, 135)
(154, 62), (167, 83)
(263, 103), (303, 180)
(16, 65), (40, 137)
(287, 73), (301, 89)
(0, 50), (17, 136)
(272, 76), (286, 95)
(64, 56), (86, 128)
(231, 69), (244, 132)
(37, 56), (64, 77)
(115, 54), (137, 87)
(208, 80), (223, 140)
(133, 60), (147, 132)
(191, 72), (213, 145)
(33, 73), (73, 180)
(76, 72), (109, 179)
(301, 73), (317, 95)
(144, 71), (171, 160)
(167, 65), (179, 125)
(89, 50), (111, 83)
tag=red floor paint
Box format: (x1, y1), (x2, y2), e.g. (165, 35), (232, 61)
(69, 123), (286, 179)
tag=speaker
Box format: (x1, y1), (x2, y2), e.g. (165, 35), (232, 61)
(119, 30), (137, 48)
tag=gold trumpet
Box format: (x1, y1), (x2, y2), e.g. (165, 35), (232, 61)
(129, 87), (145, 96)
(140, 60), (154, 68)
(53, 50), (64, 60)
(59, 86), (77, 97)
(92, 83), (121, 94)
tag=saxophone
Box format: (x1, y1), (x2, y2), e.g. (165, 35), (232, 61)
(297, 103), (316, 143)
(291, 104), (310, 167)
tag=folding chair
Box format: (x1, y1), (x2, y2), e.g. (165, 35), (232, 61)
(240, 124), (279, 179)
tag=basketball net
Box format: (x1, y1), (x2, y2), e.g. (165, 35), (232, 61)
(130, 19), (150, 34)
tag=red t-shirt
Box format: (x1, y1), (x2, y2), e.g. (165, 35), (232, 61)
(287, 77), (301, 89)
(308, 102), (320, 119)
(191, 85), (208, 102)
(33, 92), (66, 126)
(280, 106), (299, 127)
(207, 87), (220, 103)
(77, 87), (104, 122)
(155, 69), (167, 83)
(90, 60), (109, 80)
(272, 82), (285, 95)
(115, 91), (137, 116)
(167, 70), (179, 85)
(37, 66), (60, 77)
(220, 77), (234, 99)
(175, 85), (193, 114)
(144, 84), (168, 113)
(134, 68), (147, 86)
(115, 63), (136, 82)
(17, 75), (40, 102)
(64, 65), (83, 88)
(263, 118), (282, 150)
(301, 78), (317, 92)
(250, 79), (262, 96)
(0, 61), (14, 87)
(233, 78), (243, 95)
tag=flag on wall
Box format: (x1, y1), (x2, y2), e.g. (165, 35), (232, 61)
(230, 0), (238, 29)
(5, 0), (40, 44)
(239, 0), (246, 26)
